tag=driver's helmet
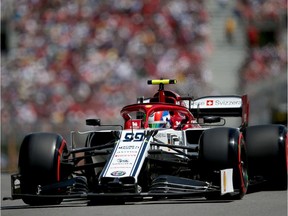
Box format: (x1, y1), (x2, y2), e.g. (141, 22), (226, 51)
(148, 111), (170, 128)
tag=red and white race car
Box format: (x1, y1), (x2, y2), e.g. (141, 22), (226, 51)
(5, 79), (287, 205)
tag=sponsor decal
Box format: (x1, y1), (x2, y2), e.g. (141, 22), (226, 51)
(215, 99), (241, 106)
(206, 100), (214, 106)
(114, 154), (137, 157)
(112, 159), (133, 165)
(111, 171), (126, 176)
(193, 101), (205, 107)
(221, 169), (234, 195)
(118, 145), (140, 149)
(117, 159), (129, 163)
(132, 122), (139, 127)
(101, 130), (151, 178)
(191, 97), (242, 108)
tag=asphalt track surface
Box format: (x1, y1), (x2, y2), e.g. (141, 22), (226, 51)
(1, 174), (287, 216)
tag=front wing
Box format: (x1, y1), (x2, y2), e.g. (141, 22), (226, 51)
(5, 169), (236, 203)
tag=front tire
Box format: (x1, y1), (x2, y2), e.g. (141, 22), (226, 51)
(18, 132), (68, 205)
(199, 127), (248, 199)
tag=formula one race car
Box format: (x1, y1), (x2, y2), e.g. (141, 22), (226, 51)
(5, 79), (287, 205)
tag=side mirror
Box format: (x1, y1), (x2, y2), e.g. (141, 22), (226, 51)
(86, 119), (101, 126)
(203, 116), (221, 124)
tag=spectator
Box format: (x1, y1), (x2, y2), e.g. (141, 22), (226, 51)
(225, 16), (236, 44)
(246, 23), (259, 47)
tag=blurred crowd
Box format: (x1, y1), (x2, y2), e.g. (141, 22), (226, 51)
(239, 44), (287, 84)
(2, 0), (213, 135)
(234, 0), (287, 84)
(1, 0), (287, 139)
(234, 0), (286, 22)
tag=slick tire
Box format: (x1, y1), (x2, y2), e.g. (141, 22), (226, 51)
(199, 127), (248, 199)
(18, 132), (67, 205)
(244, 125), (287, 190)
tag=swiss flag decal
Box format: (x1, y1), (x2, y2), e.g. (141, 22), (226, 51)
(206, 100), (214, 106)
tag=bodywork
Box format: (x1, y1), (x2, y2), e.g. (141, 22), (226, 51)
(4, 79), (286, 204)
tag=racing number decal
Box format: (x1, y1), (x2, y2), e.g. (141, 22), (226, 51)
(123, 132), (144, 142)
(134, 133), (144, 141)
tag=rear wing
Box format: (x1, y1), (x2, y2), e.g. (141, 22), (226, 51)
(188, 95), (249, 126)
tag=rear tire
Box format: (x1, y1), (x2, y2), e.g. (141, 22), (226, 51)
(244, 125), (287, 190)
(199, 127), (248, 199)
(18, 132), (67, 205)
